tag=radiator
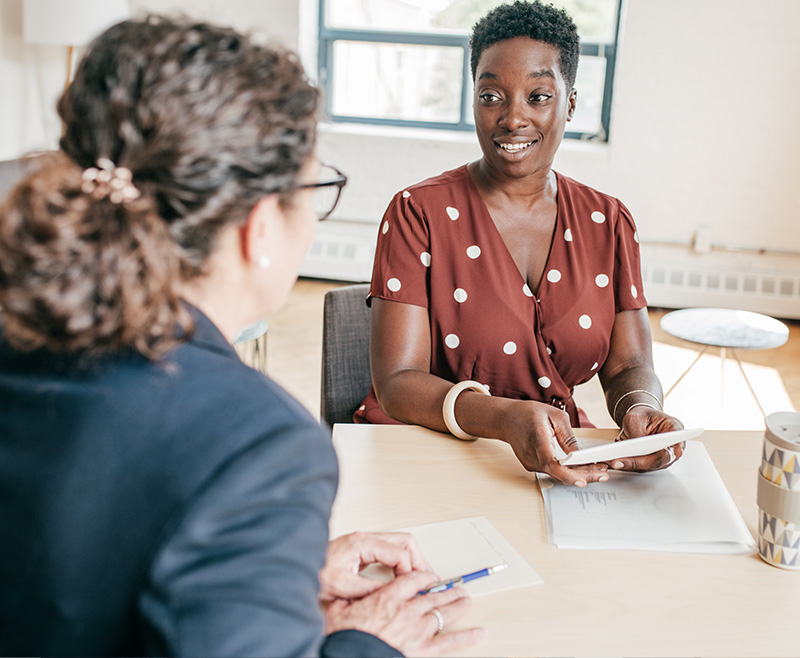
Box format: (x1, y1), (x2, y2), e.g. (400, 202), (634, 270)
(640, 244), (800, 320)
(299, 220), (376, 282)
(300, 221), (800, 320)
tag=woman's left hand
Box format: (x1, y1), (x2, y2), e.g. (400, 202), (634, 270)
(320, 531), (433, 603)
(610, 405), (685, 472)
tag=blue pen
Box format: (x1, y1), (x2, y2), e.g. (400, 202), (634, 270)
(416, 563), (508, 596)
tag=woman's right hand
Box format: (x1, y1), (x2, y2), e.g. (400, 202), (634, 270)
(324, 570), (485, 657)
(501, 399), (609, 487)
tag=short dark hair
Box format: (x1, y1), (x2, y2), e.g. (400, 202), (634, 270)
(470, 1), (580, 89)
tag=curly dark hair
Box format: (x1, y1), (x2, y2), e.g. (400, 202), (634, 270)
(470, 1), (580, 89)
(0, 16), (318, 359)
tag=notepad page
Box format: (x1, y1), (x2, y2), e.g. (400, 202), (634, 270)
(359, 516), (543, 596)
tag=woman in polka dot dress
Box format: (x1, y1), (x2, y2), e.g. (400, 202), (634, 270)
(355, 1), (684, 487)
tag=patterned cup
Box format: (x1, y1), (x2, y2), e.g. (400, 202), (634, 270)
(761, 411), (800, 491)
(757, 412), (800, 569)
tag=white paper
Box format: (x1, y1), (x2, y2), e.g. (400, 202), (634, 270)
(558, 427), (703, 465)
(540, 441), (756, 553)
(360, 516), (543, 596)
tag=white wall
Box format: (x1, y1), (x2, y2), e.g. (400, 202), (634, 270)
(0, 0), (64, 158)
(567, 0), (800, 252)
(130, 0), (300, 46)
(3, 0), (800, 311)
(0, 0), (300, 159)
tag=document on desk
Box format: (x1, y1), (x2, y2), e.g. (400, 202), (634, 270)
(360, 516), (543, 596)
(539, 441), (756, 553)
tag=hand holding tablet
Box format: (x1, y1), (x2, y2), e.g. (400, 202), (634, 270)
(558, 428), (704, 466)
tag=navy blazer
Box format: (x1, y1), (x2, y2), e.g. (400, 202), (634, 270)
(0, 310), (398, 657)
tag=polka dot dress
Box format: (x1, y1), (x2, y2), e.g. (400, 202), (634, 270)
(355, 165), (646, 427)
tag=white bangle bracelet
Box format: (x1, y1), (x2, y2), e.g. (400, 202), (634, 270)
(442, 380), (491, 440)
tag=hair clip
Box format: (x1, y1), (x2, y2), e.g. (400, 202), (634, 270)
(81, 157), (141, 205)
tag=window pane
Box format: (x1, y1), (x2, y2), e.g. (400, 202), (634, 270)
(326, 0), (618, 41)
(569, 55), (606, 136)
(330, 41), (463, 123)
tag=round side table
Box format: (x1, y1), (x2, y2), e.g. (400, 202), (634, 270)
(659, 307), (789, 416)
(233, 318), (268, 373)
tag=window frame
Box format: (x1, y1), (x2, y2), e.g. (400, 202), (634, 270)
(317, 0), (623, 141)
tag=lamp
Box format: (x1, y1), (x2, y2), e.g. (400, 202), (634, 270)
(23, 0), (130, 96)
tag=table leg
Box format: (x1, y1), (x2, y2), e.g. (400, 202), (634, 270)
(720, 346), (726, 416)
(254, 331), (268, 373)
(663, 344), (710, 399)
(731, 347), (766, 418)
(233, 330), (269, 374)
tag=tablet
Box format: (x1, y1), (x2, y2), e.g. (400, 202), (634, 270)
(557, 428), (704, 466)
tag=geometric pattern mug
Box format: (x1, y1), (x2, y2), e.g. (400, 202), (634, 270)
(758, 412), (800, 569)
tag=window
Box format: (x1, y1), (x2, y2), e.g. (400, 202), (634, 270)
(318, 0), (622, 141)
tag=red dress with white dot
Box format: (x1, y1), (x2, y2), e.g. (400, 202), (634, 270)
(354, 165), (646, 428)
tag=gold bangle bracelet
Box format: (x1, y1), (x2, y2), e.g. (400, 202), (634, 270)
(621, 402), (661, 423)
(612, 389), (662, 426)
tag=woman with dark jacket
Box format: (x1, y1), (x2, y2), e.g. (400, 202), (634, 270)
(0, 16), (480, 657)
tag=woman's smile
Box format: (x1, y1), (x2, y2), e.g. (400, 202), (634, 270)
(496, 139), (538, 155)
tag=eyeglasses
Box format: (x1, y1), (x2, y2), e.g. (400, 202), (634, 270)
(296, 163), (347, 221)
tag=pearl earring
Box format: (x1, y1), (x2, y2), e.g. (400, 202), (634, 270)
(258, 255), (271, 269)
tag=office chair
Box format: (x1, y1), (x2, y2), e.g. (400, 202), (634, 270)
(0, 154), (48, 200)
(320, 283), (372, 427)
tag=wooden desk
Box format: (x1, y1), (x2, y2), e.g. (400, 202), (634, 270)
(330, 425), (799, 657)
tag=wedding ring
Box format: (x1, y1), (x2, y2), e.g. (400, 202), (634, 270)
(428, 607), (444, 634)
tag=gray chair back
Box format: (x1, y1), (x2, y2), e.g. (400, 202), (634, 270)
(0, 154), (50, 202)
(320, 283), (372, 427)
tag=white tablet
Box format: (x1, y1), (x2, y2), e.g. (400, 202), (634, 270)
(558, 428), (704, 466)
